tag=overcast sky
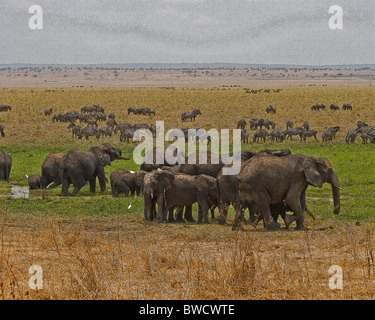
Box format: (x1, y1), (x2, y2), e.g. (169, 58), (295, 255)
(1, 0), (374, 65)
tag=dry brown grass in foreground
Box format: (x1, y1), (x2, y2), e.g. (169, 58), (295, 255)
(0, 214), (373, 300)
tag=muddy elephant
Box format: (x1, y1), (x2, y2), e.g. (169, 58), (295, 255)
(60, 143), (126, 196)
(28, 174), (42, 189)
(234, 153), (340, 231)
(110, 169), (146, 197)
(0, 151), (12, 180)
(41, 152), (65, 188)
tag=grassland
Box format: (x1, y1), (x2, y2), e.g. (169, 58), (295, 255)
(0, 85), (374, 300)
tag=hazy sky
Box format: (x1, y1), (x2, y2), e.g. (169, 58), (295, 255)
(1, 0), (374, 65)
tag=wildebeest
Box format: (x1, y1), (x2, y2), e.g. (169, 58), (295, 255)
(181, 109), (202, 122)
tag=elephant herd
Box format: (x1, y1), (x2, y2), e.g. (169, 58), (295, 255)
(0, 143), (341, 231)
(137, 147), (341, 231)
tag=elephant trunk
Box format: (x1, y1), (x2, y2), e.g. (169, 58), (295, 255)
(329, 172), (340, 215)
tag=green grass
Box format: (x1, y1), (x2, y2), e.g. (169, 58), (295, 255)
(0, 141), (374, 224)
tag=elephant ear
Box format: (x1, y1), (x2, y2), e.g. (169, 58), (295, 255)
(98, 152), (112, 166)
(302, 158), (323, 188)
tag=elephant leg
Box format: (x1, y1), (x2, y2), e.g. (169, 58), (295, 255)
(61, 176), (70, 196)
(198, 201), (209, 224)
(168, 207), (175, 223)
(210, 207), (216, 220)
(284, 193), (305, 229)
(232, 205), (246, 231)
(218, 203), (229, 225)
(97, 168), (106, 192)
(89, 178), (96, 193)
(258, 202), (280, 230)
(247, 203), (261, 227)
(72, 178), (86, 195)
(112, 187), (120, 197)
(144, 195), (152, 221)
(184, 206), (195, 222)
(175, 206), (184, 222)
(156, 193), (165, 222)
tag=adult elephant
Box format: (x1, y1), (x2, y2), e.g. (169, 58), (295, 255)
(234, 153), (340, 231)
(0, 151), (12, 180)
(60, 143), (126, 196)
(217, 149), (292, 225)
(41, 152), (65, 188)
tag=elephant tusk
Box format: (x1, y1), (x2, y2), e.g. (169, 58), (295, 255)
(332, 183), (344, 191)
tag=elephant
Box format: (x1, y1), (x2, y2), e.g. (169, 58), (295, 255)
(0, 151), (12, 180)
(110, 169), (146, 197)
(234, 153), (340, 231)
(41, 152), (65, 188)
(59, 143), (126, 196)
(216, 149), (292, 226)
(143, 169), (174, 222)
(143, 169), (218, 223)
(28, 174), (42, 189)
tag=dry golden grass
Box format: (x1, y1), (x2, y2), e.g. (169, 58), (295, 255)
(0, 213), (373, 300)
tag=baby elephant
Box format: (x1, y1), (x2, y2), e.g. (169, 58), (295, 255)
(27, 174), (42, 190)
(110, 169), (146, 197)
